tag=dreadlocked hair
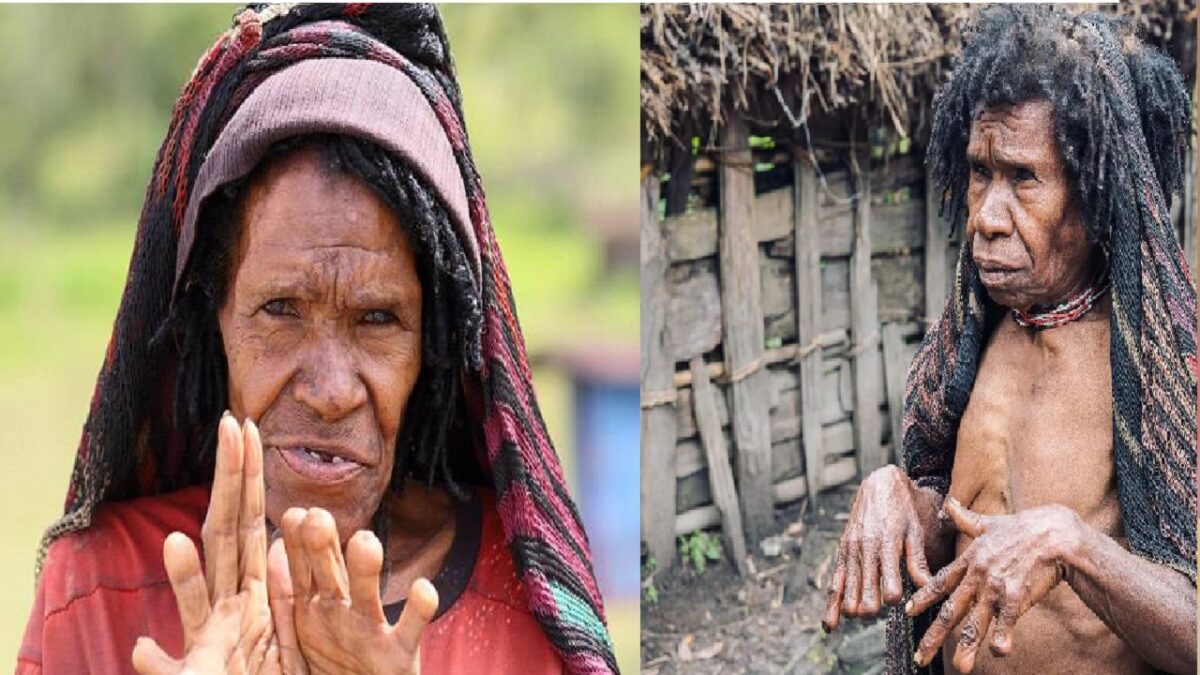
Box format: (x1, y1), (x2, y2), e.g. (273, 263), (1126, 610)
(927, 6), (1192, 248)
(158, 133), (485, 501)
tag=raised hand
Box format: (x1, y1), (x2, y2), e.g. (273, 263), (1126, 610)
(133, 414), (281, 675)
(906, 497), (1081, 672)
(822, 465), (940, 631)
(270, 507), (438, 675)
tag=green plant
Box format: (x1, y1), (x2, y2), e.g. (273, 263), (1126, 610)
(641, 556), (659, 604)
(678, 530), (723, 573)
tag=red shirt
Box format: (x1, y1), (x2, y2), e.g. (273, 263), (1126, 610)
(17, 486), (563, 674)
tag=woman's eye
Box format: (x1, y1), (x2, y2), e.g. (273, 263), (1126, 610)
(362, 309), (398, 326)
(1015, 168), (1037, 183)
(262, 299), (298, 317)
(971, 162), (990, 179)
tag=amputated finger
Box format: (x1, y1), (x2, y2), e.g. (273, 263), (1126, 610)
(238, 418), (268, 589)
(267, 538), (306, 674)
(280, 507), (313, 604)
(392, 578), (438, 654)
(131, 637), (179, 675)
(162, 532), (209, 644)
(860, 541), (882, 615)
(880, 538), (904, 605)
(842, 540), (863, 617)
(904, 524), (934, 587)
(821, 545), (849, 632)
(944, 497), (991, 539)
(952, 590), (996, 673)
(203, 412), (244, 600)
(907, 554), (968, 616)
(347, 530), (387, 623)
(915, 576), (979, 667)
(988, 567), (1057, 657)
(989, 597), (1019, 657)
(302, 508), (350, 601)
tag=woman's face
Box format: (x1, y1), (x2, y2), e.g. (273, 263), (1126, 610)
(218, 147), (422, 543)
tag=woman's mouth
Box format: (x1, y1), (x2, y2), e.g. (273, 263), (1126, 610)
(276, 445), (365, 483)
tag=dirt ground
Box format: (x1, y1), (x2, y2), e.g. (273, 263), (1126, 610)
(641, 482), (888, 675)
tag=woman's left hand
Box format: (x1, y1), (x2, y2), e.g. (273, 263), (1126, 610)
(267, 508), (439, 675)
(906, 497), (1085, 673)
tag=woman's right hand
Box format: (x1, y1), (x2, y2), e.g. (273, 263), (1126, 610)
(132, 413), (281, 675)
(821, 465), (939, 631)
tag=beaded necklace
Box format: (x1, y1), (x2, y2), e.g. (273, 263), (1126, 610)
(1011, 266), (1111, 329)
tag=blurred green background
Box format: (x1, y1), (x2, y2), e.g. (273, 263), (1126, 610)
(0, 4), (638, 672)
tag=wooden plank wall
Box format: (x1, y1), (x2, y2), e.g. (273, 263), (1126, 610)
(645, 126), (1196, 557)
(650, 141), (951, 546)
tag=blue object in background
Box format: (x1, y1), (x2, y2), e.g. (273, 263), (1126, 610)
(568, 348), (640, 600)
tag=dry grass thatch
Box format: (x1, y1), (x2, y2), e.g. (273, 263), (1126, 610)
(641, 2), (1196, 159)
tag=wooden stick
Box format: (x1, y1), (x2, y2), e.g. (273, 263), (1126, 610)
(641, 172), (678, 570)
(670, 330), (850, 389)
(718, 113), (774, 542)
(924, 164), (949, 323)
(881, 322), (907, 465)
(850, 175), (885, 475)
(795, 158), (826, 511)
(690, 357), (749, 575)
(674, 457), (858, 536)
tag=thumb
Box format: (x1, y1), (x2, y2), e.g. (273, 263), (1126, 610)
(131, 637), (179, 675)
(943, 496), (989, 537)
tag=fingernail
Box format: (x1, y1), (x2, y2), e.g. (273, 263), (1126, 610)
(905, 600), (913, 613)
(913, 651), (921, 665)
(222, 409), (233, 420)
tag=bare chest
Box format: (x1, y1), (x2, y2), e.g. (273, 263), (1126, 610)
(944, 315), (1144, 674)
(950, 316), (1119, 529)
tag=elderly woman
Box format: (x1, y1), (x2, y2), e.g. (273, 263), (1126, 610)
(16, 5), (615, 674)
(822, 7), (1196, 675)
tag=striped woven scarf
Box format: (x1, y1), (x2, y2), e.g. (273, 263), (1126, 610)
(41, 5), (617, 673)
(886, 12), (1197, 675)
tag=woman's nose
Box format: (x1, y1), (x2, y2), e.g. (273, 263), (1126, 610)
(292, 339), (368, 421)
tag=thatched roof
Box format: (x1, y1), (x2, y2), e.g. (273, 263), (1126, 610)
(641, 3), (1196, 161)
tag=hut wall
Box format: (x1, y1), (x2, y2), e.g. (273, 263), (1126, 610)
(642, 129), (959, 549)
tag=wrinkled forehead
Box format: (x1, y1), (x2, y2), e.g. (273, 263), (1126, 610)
(967, 99), (1059, 158)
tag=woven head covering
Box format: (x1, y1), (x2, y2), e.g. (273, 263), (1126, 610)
(39, 5), (616, 673)
(886, 8), (1196, 673)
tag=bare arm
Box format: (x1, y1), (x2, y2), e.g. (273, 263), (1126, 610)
(1065, 525), (1196, 674)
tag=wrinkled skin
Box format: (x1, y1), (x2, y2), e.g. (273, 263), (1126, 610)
(270, 508), (438, 674)
(133, 415), (280, 675)
(824, 102), (1196, 674)
(135, 147), (456, 674)
(906, 498), (1075, 671)
(821, 465), (940, 631)
(965, 101), (1099, 312)
(218, 147), (425, 545)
